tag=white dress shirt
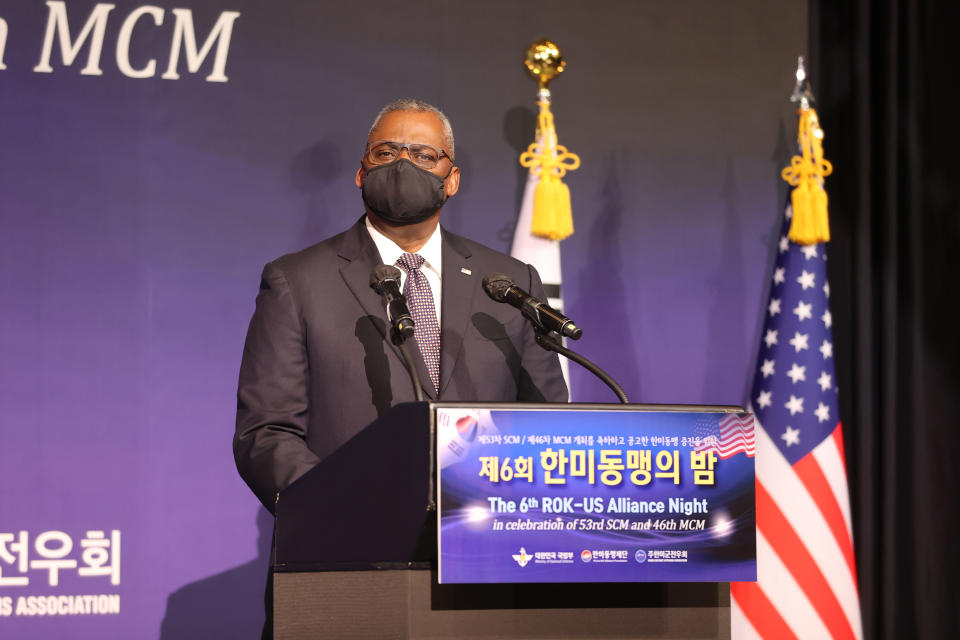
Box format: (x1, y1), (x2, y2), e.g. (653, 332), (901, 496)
(365, 215), (443, 325)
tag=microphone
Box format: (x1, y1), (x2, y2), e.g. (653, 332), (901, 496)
(370, 265), (415, 341)
(482, 273), (583, 340)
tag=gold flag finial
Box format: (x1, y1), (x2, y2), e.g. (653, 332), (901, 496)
(524, 38), (565, 92)
(519, 39), (579, 241)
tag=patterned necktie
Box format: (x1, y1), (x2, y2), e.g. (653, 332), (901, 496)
(396, 252), (440, 393)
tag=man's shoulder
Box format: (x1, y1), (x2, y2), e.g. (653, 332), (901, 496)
(266, 221), (362, 275)
(269, 235), (340, 270)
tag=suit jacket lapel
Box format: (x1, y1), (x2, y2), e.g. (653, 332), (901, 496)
(439, 228), (476, 397)
(338, 218), (437, 400)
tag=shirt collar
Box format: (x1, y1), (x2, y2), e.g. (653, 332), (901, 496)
(364, 215), (443, 278)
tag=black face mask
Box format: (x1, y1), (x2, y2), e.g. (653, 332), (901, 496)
(361, 159), (452, 225)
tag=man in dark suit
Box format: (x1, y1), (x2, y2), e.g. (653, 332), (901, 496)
(235, 98), (568, 513)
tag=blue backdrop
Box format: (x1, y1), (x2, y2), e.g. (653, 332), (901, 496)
(0, 1), (805, 637)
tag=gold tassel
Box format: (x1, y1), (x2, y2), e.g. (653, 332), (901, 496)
(781, 107), (833, 244)
(519, 100), (580, 241)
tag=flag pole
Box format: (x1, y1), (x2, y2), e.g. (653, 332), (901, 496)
(730, 58), (862, 640)
(519, 39), (580, 242)
(511, 39), (581, 395)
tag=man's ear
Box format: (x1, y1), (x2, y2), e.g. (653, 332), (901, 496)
(355, 165), (365, 188)
(444, 166), (460, 197)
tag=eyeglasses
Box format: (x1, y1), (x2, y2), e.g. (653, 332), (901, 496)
(364, 140), (452, 170)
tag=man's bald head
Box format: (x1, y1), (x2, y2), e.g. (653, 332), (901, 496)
(367, 98), (455, 160)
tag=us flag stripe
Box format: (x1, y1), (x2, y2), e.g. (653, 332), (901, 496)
(817, 427), (854, 542)
(755, 423), (862, 636)
(795, 443), (859, 586)
(731, 578), (799, 640)
(832, 426), (848, 475)
(735, 531), (832, 638)
(733, 422), (862, 638)
(755, 479), (856, 640)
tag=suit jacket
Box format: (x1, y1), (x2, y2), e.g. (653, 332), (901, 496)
(234, 218), (568, 510)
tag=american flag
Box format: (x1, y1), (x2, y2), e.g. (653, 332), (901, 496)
(730, 205), (863, 639)
(696, 413), (756, 460)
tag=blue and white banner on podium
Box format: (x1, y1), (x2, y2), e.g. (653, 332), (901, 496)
(437, 407), (757, 584)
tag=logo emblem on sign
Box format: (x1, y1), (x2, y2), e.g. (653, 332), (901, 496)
(580, 550), (592, 563)
(635, 549), (647, 563)
(512, 547), (533, 567)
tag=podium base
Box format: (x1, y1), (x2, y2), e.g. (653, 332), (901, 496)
(273, 570), (730, 639)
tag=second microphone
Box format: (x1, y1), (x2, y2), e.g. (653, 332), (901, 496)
(482, 272), (583, 339)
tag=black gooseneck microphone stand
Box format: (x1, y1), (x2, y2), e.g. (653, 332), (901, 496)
(391, 329), (424, 403)
(534, 328), (630, 404)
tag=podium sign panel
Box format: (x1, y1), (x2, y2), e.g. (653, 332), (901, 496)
(437, 406), (757, 584)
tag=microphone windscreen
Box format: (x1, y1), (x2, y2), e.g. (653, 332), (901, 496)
(370, 264), (403, 289)
(482, 272), (514, 302)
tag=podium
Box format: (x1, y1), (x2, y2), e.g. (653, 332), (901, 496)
(272, 402), (751, 639)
